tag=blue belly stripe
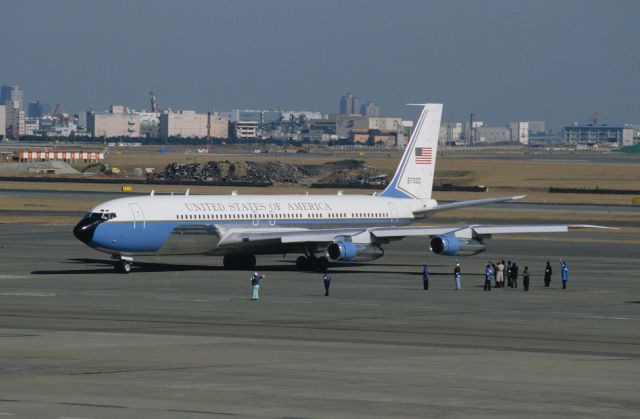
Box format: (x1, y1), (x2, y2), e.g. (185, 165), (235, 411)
(90, 218), (410, 253)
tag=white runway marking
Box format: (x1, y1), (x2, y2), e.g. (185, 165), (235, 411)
(0, 291), (55, 297)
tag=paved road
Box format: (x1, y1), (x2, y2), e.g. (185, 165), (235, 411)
(0, 224), (639, 418)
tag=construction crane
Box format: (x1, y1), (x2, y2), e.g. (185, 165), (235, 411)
(149, 91), (160, 113)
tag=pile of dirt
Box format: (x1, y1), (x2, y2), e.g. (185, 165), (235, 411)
(153, 159), (383, 185)
(154, 160), (312, 183)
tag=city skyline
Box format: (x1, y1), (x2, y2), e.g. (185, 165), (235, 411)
(2, 0), (639, 129)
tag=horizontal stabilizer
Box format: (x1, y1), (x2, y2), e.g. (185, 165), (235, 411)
(414, 195), (526, 215)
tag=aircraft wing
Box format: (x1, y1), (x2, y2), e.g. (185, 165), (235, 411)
(414, 195), (526, 215)
(369, 224), (615, 240)
(215, 223), (613, 249)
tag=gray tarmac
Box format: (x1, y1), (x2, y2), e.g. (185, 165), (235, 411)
(0, 222), (639, 418)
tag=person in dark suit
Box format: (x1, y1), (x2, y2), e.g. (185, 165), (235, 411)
(544, 261), (553, 287)
(323, 271), (333, 296)
(422, 264), (430, 290)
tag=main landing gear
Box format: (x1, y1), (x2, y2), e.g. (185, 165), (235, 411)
(295, 255), (329, 272)
(223, 254), (257, 270)
(113, 256), (133, 274)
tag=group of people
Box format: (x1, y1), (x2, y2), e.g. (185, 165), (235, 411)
(421, 260), (570, 291)
(249, 259), (570, 300)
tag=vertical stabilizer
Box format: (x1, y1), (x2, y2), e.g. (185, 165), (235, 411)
(380, 103), (442, 200)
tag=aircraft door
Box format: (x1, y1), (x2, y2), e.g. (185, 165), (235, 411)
(252, 211), (259, 226)
(268, 210), (276, 226)
(128, 203), (146, 230)
(387, 202), (398, 223)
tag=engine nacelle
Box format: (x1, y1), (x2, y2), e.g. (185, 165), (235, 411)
(327, 241), (384, 262)
(429, 234), (486, 256)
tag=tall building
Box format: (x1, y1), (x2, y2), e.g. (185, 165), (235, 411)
(0, 85), (23, 110)
(5, 100), (25, 138)
(27, 101), (51, 118)
(361, 101), (380, 117)
(0, 105), (6, 139)
(339, 93), (361, 114)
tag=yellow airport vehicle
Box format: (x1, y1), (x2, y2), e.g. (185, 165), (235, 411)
(121, 185), (133, 192)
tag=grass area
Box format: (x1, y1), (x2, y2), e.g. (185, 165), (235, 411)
(1, 150), (639, 225)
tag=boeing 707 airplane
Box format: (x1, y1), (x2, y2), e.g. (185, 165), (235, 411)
(73, 104), (605, 273)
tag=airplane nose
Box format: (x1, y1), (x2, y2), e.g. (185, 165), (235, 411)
(73, 218), (99, 243)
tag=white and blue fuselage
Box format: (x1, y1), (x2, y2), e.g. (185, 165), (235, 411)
(74, 193), (437, 256)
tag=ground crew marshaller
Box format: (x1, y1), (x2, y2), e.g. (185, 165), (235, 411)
(484, 263), (493, 291)
(560, 260), (569, 289)
(250, 272), (265, 300)
(454, 262), (462, 290)
(323, 271), (332, 296)
(544, 261), (553, 287)
(422, 264), (430, 290)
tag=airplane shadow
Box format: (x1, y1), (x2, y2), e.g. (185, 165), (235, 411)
(30, 258), (466, 276)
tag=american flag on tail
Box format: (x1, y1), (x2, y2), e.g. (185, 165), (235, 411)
(414, 147), (432, 164)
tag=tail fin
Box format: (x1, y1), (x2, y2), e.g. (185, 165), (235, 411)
(381, 103), (442, 200)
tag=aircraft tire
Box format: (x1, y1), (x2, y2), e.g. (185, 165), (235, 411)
(115, 260), (131, 274)
(243, 254), (257, 270)
(316, 256), (329, 272)
(295, 256), (308, 271)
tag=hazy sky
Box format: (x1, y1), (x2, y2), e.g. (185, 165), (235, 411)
(2, 0), (638, 128)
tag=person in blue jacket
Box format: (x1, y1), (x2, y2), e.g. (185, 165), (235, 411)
(484, 263), (493, 291)
(422, 264), (430, 290)
(560, 260), (569, 289)
(250, 272), (265, 300)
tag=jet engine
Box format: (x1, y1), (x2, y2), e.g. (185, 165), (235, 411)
(327, 241), (384, 262)
(429, 234), (486, 256)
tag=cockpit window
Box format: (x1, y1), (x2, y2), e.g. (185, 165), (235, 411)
(87, 212), (117, 221)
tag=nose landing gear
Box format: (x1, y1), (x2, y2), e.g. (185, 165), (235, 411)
(113, 256), (133, 274)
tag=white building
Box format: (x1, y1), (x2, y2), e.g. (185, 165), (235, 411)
(232, 120), (259, 139)
(475, 126), (512, 144)
(139, 111), (160, 137)
(24, 118), (39, 136)
(207, 113), (229, 139)
(5, 100), (25, 138)
(88, 105), (140, 138)
(438, 122), (464, 144)
(510, 122), (530, 144)
(160, 110), (207, 138)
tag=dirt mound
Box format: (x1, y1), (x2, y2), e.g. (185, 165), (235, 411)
(155, 160), (309, 183)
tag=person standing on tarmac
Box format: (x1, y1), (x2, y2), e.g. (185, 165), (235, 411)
(454, 262), (462, 290)
(544, 261), (553, 287)
(523, 266), (530, 291)
(506, 261), (513, 288)
(422, 264), (430, 291)
(560, 260), (569, 289)
(484, 263), (493, 291)
(323, 271), (332, 296)
(250, 272), (265, 300)
(496, 260), (505, 288)
(511, 262), (519, 288)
